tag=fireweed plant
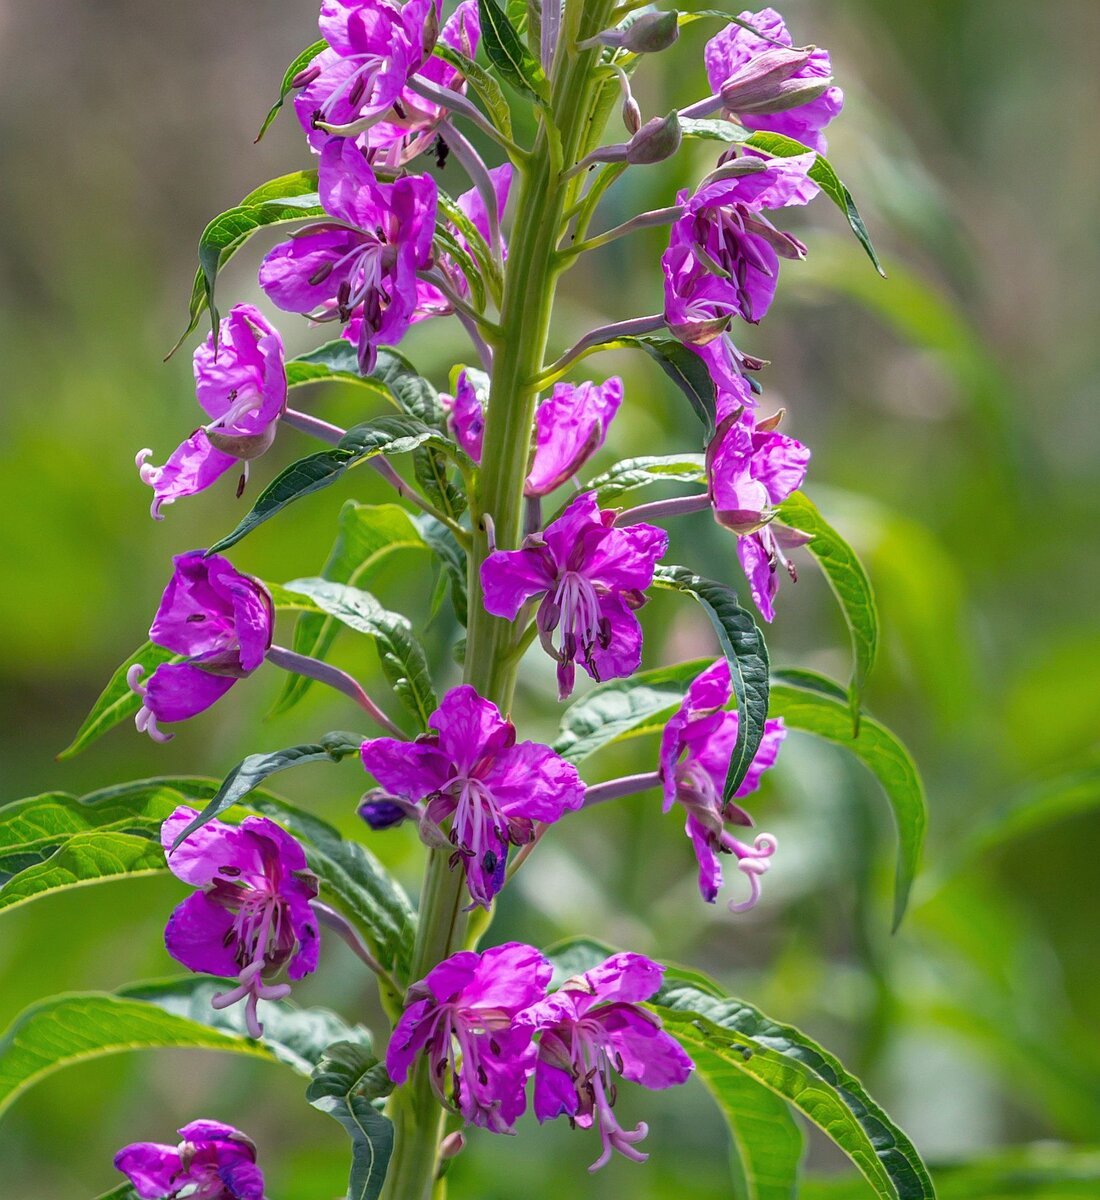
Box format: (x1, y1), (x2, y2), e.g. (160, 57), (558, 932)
(0, 5), (939, 1200)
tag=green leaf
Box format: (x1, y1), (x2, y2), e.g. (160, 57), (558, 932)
(716, 1072), (805, 1200)
(256, 39), (328, 141)
(169, 732), (365, 847)
(585, 454), (707, 503)
(769, 683), (926, 930)
(416, 514), (470, 626)
(744, 131), (884, 276)
(775, 491), (879, 727)
(282, 578), (438, 731)
(654, 973), (934, 1200)
(554, 659), (709, 763)
(0, 831), (167, 915)
(679, 117), (754, 144)
(307, 1041), (395, 1200)
(635, 336), (719, 437)
(94, 1186), (139, 1200)
(207, 414), (450, 555)
(371, 349), (447, 428)
(653, 566), (770, 797)
(477, 0), (550, 103)
(433, 42), (513, 139)
(274, 502), (430, 716)
(285, 339), (397, 403)
(0, 978), (369, 1118)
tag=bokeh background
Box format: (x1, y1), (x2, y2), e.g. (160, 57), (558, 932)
(1, 1), (1098, 1196)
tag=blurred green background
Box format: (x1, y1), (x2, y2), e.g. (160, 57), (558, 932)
(1, 0), (1098, 1196)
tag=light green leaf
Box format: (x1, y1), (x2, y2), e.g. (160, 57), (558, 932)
(256, 39), (329, 142)
(769, 683), (926, 930)
(679, 117), (754, 144)
(433, 42), (513, 140)
(775, 491), (879, 727)
(477, 0), (550, 103)
(653, 566), (770, 798)
(585, 454), (707, 503)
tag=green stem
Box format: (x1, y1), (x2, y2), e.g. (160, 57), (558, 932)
(379, 5), (617, 1197)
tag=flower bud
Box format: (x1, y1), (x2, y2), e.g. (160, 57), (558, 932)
(205, 422), (280, 460)
(622, 94), (643, 135)
(625, 112), (682, 164)
(440, 1131), (467, 1160)
(622, 10), (680, 54)
(719, 46), (831, 116)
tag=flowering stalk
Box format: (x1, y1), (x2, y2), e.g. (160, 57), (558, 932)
(381, 4), (620, 1195)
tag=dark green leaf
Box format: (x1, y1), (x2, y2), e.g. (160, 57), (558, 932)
(744, 131), (884, 276)
(433, 42), (513, 139)
(371, 349), (447, 428)
(653, 566), (770, 797)
(416, 514), (469, 626)
(285, 339), (397, 403)
(282, 578), (438, 731)
(635, 336), (719, 437)
(769, 683), (926, 929)
(477, 0), (550, 103)
(170, 732), (365, 847)
(256, 39), (329, 141)
(775, 491), (879, 727)
(307, 1041), (395, 1200)
(585, 454), (707, 503)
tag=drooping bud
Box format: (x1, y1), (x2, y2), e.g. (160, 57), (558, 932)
(625, 111), (682, 164)
(622, 10), (680, 54)
(719, 46), (832, 116)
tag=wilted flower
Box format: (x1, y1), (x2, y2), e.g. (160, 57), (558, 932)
(259, 137), (436, 372)
(114, 1119), (264, 1200)
(361, 686), (585, 907)
(137, 305), (286, 519)
(481, 492), (667, 699)
(161, 806), (320, 1037)
(128, 553), (273, 742)
(386, 942), (551, 1132)
(659, 659), (785, 910)
(520, 952), (693, 1171)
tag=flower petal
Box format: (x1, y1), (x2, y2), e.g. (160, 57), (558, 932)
(484, 740), (586, 820)
(113, 1142), (183, 1199)
(144, 663), (236, 723)
(164, 891), (242, 977)
(361, 738), (452, 801)
(600, 1004), (694, 1089)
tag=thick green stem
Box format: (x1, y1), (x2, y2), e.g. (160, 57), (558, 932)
(380, 6), (617, 1198)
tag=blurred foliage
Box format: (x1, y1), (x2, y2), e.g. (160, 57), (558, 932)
(0, 0), (1098, 1196)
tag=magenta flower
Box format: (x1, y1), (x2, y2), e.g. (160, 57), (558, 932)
(360, 686), (584, 908)
(659, 659), (785, 910)
(137, 305), (286, 519)
(294, 0), (442, 155)
(128, 552), (273, 742)
(114, 1119), (264, 1200)
(705, 8), (843, 153)
(258, 137), (436, 371)
(444, 373), (621, 496)
(519, 952), (693, 1171)
(161, 806), (320, 1038)
(708, 407), (811, 621)
(481, 492), (667, 699)
(386, 942), (551, 1132)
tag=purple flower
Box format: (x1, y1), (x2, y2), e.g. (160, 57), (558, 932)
(161, 806), (320, 1038)
(386, 942), (551, 1132)
(518, 952), (693, 1171)
(115, 1119), (264, 1200)
(128, 552), (273, 742)
(481, 492), (667, 699)
(360, 686), (585, 907)
(705, 8), (843, 153)
(294, 0), (442, 155)
(258, 138), (436, 371)
(659, 659), (785, 910)
(707, 407), (811, 621)
(137, 305), (286, 519)
(444, 373), (622, 496)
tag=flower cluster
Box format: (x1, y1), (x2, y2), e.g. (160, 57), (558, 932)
(115, 1120), (264, 1200)
(387, 944), (693, 1169)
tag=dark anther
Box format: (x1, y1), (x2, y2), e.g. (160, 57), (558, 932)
(348, 75), (366, 110)
(489, 1038), (501, 1056)
(393, 99), (407, 119)
(236, 473), (247, 498)
(186, 613), (206, 623)
(218, 864), (241, 876)
(434, 134), (450, 169)
(482, 850), (498, 874)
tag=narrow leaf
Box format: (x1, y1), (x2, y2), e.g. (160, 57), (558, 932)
(477, 0), (550, 102)
(585, 454), (706, 503)
(679, 117), (754, 144)
(256, 39), (329, 141)
(433, 43), (513, 139)
(286, 340), (397, 403)
(635, 336), (719, 437)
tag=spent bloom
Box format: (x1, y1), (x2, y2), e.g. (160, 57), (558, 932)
(705, 8), (843, 153)
(162, 806), (320, 1038)
(708, 405), (811, 621)
(259, 137), (436, 372)
(444, 372), (622, 496)
(360, 686), (585, 908)
(137, 305), (286, 519)
(114, 1119), (264, 1200)
(128, 552), (273, 742)
(294, 0), (443, 155)
(481, 492), (667, 699)
(659, 659), (785, 910)
(519, 952), (693, 1171)
(386, 942), (551, 1132)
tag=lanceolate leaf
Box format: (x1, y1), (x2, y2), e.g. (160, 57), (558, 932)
(477, 0), (550, 103)
(283, 578), (438, 731)
(285, 340), (397, 403)
(0, 978), (370, 1118)
(256, 39), (329, 142)
(433, 43), (513, 140)
(717, 1070), (805, 1200)
(170, 732), (366, 848)
(744, 131), (884, 276)
(307, 1041), (395, 1200)
(769, 683), (926, 930)
(653, 566), (770, 797)
(635, 336), (719, 437)
(207, 415), (452, 555)
(679, 116), (754, 144)
(416, 514), (469, 627)
(585, 454), (707, 503)
(775, 491), (879, 728)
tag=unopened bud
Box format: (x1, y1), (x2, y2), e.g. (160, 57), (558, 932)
(622, 10), (680, 54)
(622, 95), (642, 135)
(440, 1131), (466, 1160)
(625, 111), (682, 164)
(720, 46), (830, 116)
